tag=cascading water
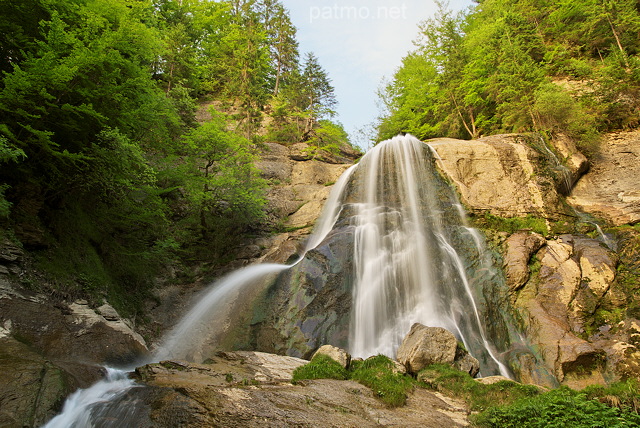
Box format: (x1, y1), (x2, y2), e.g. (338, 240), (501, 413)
(45, 134), (525, 426)
(42, 153), (357, 427)
(345, 135), (510, 376)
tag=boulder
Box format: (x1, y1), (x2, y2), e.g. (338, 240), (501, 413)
(312, 345), (351, 369)
(453, 353), (480, 378)
(396, 324), (458, 374)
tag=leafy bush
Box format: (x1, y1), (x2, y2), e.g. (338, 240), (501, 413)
(292, 354), (415, 407)
(474, 386), (640, 427)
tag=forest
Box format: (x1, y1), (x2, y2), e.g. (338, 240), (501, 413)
(0, 0), (346, 315)
(378, 0), (640, 154)
(2, 0), (640, 317)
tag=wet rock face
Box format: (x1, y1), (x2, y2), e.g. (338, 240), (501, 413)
(568, 130), (640, 226)
(429, 134), (573, 220)
(250, 225), (355, 358)
(0, 337), (104, 428)
(0, 275), (149, 426)
(510, 234), (623, 388)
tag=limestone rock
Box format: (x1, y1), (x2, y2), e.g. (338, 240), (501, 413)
(0, 281), (149, 366)
(513, 235), (621, 387)
(550, 134), (589, 186)
(504, 231), (546, 292)
(429, 135), (571, 219)
(397, 324), (458, 374)
(312, 345), (351, 369)
(568, 130), (640, 225)
(475, 375), (513, 385)
(96, 303), (120, 321)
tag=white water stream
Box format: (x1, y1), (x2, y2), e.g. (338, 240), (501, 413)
(44, 134), (513, 425)
(347, 136), (509, 376)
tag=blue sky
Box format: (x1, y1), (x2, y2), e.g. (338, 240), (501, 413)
(280, 0), (474, 149)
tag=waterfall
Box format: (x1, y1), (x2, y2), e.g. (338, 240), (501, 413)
(43, 368), (137, 428)
(45, 134), (520, 425)
(344, 135), (510, 376)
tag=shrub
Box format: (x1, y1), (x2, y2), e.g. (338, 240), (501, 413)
(419, 363), (539, 412)
(474, 386), (640, 427)
(292, 354), (415, 407)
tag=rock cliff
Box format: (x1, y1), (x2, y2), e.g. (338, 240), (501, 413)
(430, 132), (640, 388)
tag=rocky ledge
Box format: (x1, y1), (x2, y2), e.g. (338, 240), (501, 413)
(93, 342), (471, 427)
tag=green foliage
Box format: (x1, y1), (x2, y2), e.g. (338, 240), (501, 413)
(421, 364), (640, 427)
(0, 0), (336, 317)
(584, 379), (640, 414)
(473, 213), (549, 236)
(350, 355), (416, 407)
(378, 0), (640, 148)
(419, 363), (540, 413)
(178, 110), (266, 244)
(304, 120), (349, 160)
(293, 354), (415, 408)
(474, 386), (640, 427)
(292, 354), (349, 383)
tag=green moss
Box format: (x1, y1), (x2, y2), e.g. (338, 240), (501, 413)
(473, 213), (548, 236)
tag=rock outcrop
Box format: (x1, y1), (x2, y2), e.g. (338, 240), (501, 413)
(0, 272), (148, 427)
(508, 234), (626, 389)
(568, 130), (640, 225)
(253, 141), (359, 264)
(428, 134), (576, 220)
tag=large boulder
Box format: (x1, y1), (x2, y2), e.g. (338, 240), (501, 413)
(396, 324), (458, 374)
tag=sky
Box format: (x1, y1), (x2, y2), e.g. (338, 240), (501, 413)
(280, 0), (475, 149)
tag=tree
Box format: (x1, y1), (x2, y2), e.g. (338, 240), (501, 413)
(299, 52), (337, 135)
(180, 110), (266, 240)
(257, 0), (299, 95)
